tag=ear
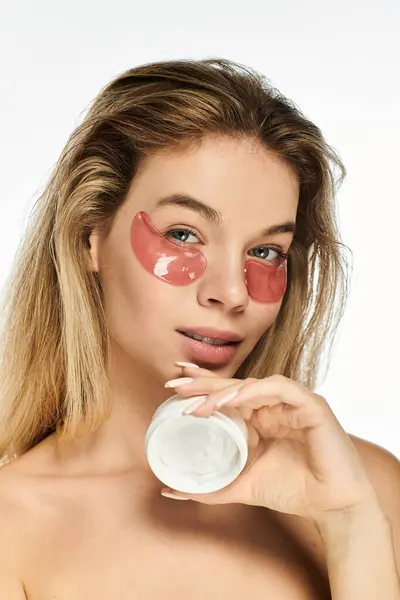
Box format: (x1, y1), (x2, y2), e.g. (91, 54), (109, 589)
(87, 228), (101, 273)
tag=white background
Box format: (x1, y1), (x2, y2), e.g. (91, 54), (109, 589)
(1, 0), (399, 456)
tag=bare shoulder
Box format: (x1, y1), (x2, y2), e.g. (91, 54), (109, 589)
(0, 460), (34, 598)
(349, 434), (400, 561)
(349, 434), (400, 504)
(0, 437), (60, 527)
(0, 450), (43, 541)
(0, 439), (62, 598)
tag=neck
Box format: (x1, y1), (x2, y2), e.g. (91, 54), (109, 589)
(53, 340), (177, 475)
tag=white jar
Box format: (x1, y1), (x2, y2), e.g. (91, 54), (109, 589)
(145, 394), (249, 494)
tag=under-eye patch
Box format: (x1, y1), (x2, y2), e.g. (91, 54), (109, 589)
(130, 211), (287, 303)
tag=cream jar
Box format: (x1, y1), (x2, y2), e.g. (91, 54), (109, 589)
(145, 394), (249, 494)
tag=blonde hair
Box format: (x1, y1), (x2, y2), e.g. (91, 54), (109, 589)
(0, 58), (350, 461)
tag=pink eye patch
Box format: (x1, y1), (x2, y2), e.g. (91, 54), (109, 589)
(130, 211), (287, 303)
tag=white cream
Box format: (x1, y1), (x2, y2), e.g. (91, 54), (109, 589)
(145, 394), (248, 494)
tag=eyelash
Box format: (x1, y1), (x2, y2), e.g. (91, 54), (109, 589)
(165, 227), (289, 261)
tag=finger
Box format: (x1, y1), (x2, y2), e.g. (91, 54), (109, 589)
(189, 378), (256, 416)
(237, 405), (254, 421)
(192, 376), (323, 421)
(173, 363), (219, 378)
(165, 375), (246, 397)
(160, 475), (244, 505)
(160, 447), (263, 506)
(250, 405), (293, 440)
(234, 378), (328, 429)
(232, 375), (319, 409)
(244, 420), (261, 464)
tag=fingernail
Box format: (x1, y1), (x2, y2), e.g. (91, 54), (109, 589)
(174, 361), (200, 369)
(182, 396), (208, 415)
(161, 491), (189, 500)
(215, 389), (239, 408)
(165, 377), (194, 388)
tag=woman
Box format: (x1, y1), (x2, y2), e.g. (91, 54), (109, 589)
(0, 58), (399, 599)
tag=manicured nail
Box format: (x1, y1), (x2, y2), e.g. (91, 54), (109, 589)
(183, 396), (208, 415)
(165, 377), (194, 388)
(174, 361), (200, 369)
(215, 389), (239, 408)
(161, 490), (189, 500)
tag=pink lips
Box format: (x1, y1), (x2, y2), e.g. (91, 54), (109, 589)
(178, 330), (241, 365)
(178, 327), (243, 343)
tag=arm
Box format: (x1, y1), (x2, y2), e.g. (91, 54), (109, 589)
(316, 500), (400, 600)
(315, 437), (400, 600)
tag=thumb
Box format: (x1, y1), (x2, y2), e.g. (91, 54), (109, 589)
(159, 453), (259, 504)
(160, 484), (238, 504)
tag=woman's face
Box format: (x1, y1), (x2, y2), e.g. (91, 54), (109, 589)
(89, 135), (299, 384)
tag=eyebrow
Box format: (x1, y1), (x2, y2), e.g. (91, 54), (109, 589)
(154, 193), (296, 237)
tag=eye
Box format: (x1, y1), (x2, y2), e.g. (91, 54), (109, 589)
(165, 228), (288, 263)
(165, 228), (200, 244)
(250, 246), (288, 263)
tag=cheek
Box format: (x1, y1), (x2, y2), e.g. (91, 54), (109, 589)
(100, 218), (195, 341)
(100, 243), (189, 348)
(96, 242), (157, 342)
(249, 300), (284, 343)
(105, 263), (171, 321)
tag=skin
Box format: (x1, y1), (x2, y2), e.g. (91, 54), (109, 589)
(1, 134), (398, 599)
(81, 133), (299, 475)
(129, 210), (288, 301)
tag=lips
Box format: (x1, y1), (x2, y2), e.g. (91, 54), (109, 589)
(181, 332), (235, 348)
(177, 331), (240, 365)
(177, 327), (243, 343)
(176, 327), (243, 366)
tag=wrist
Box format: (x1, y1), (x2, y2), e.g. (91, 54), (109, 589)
(312, 495), (388, 541)
(312, 498), (400, 599)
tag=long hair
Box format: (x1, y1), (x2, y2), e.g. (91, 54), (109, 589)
(0, 58), (350, 461)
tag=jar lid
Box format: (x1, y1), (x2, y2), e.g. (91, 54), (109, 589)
(145, 395), (248, 494)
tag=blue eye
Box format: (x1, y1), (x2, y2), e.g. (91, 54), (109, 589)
(166, 228), (288, 263)
(250, 246), (288, 262)
(165, 228), (200, 244)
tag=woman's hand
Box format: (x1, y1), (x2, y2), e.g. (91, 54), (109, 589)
(162, 364), (381, 526)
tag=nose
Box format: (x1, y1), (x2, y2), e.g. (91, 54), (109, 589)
(196, 255), (250, 313)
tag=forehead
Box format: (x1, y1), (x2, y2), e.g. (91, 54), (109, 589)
(122, 136), (299, 227)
